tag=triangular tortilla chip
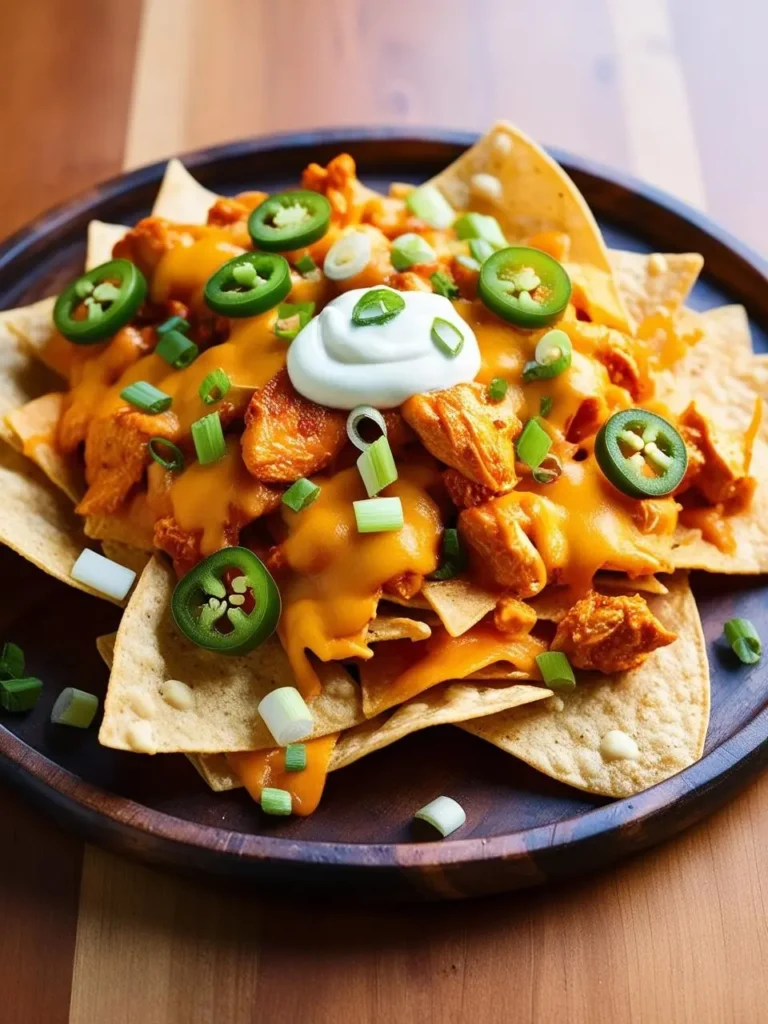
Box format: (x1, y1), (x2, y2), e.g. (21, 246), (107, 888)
(151, 158), (219, 223)
(100, 556), (364, 754)
(0, 306), (62, 447)
(99, 541), (151, 577)
(461, 574), (709, 797)
(1, 296), (69, 377)
(86, 220), (128, 270)
(366, 616), (431, 642)
(610, 250), (703, 325)
(4, 393), (84, 503)
(421, 577), (498, 636)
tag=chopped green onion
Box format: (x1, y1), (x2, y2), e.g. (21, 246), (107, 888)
(405, 184), (454, 229)
(523, 329), (572, 382)
(517, 418), (552, 470)
(261, 787), (293, 816)
(487, 377), (508, 401)
(258, 686), (314, 745)
(282, 477), (321, 512)
(191, 411), (226, 465)
(232, 261), (258, 287)
(431, 317), (464, 357)
(51, 687), (99, 728)
(454, 212), (507, 249)
(0, 642), (24, 680)
(156, 329), (199, 369)
(391, 233), (436, 271)
(273, 301), (315, 341)
(357, 436), (398, 497)
(0, 677), (43, 713)
(540, 396), (553, 418)
(429, 528), (466, 581)
(284, 743), (307, 773)
(346, 405), (388, 452)
(531, 453), (562, 485)
(469, 238), (495, 264)
(536, 651), (576, 691)
(120, 381), (172, 414)
(295, 253), (318, 276)
(199, 368), (231, 405)
(430, 271), (459, 300)
(354, 497), (404, 534)
(414, 796), (466, 837)
(156, 315), (190, 337)
(455, 254), (481, 273)
(324, 231), (372, 280)
(148, 437), (184, 473)
(351, 287), (405, 327)
(724, 618), (761, 665)
(71, 549), (136, 601)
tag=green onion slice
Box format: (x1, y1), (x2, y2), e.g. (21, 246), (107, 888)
(346, 405), (388, 452)
(431, 317), (464, 357)
(351, 287), (405, 327)
(295, 253), (318, 276)
(284, 743), (307, 773)
(536, 651), (576, 691)
(487, 377), (508, 401)
(258, 686), (313, 745)
(414, 795), (466, 837)
(540, 396), (553, 418)
(454, 212), (507, 248)
(148, 437), (184, 473)
(469, 238), (495, 264)
(156, 315), (190, 337)
(429, 527), (467, 581)
(357, 436), (398, 497)
(261, 787), (293, 816)
(455, 254), (481, 273)
(273, 301), (315, 342)
(724, 618), (762, 665)
(282, 477), (321, 512)
(354, 497), (404, 534)
(0, 642), (24, 680)
(324, 231), (371, 281)
(522, 329), (573, 382)
(191, 411), (226, 465)
(51, 687), (99, 728)
(0, 677), (43, 713)
(531, 453), (563, 485)
(517, 418), (552, 470)
(156, 330), (199, 369)
(405, 184), (455, 229)
(71, 548), (136, 601)
(120, 381), (172, 414)
(430, 271), (459, 300)
(391, 232), (436, 271)
(198, 368), (231, 406)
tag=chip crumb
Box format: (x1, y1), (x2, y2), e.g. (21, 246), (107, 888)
(470, 173), (503, 201)
(126, 720), (156, 754)
(647, 253), (668, 276)
(161, 679), (195, 712)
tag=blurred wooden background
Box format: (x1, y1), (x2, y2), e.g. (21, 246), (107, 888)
(2, 0), (767, 1021)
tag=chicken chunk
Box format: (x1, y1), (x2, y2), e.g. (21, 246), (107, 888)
(301, 153), (369, 225)
(494, 596), (537, 636)
(676, 402), (754, 505)
(551, 591), (676, 673)
(442, 468), (495, 509)
(459, 497), (548, 598)
(242, 368), (347, 484)
(402, 382), (521, 493)
(113, 217), (197, 279)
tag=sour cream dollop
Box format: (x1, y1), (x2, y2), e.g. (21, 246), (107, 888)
(286, 287), (481, 410)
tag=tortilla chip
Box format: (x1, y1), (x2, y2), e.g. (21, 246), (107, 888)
(421, 578), (497, 637)
(1, 296), (70, 378)
(461, 574), (709, 797)
(188, 754), (241, 792)
(0, 306), (63, 450)
(84, 512), (156, 553)
(151, 158), (219, 223)
(100, 541), (152, 577)
(4, 393), (84, 503)
(331, 680), (550, 771)
(100, 556), (364, 754)
(86, 221), (128, 270)
(610, 250), (704, 325)
(378, 591), (432, 611)
(530, 574), (669, 624)
(366, 615), (431, 642)
(0, 439), (120, 604)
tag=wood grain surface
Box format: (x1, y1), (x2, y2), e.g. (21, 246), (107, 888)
(2, 0), (767, 1021)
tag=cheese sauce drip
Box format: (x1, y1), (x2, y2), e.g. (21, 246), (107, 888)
(227, 733), (338, 816)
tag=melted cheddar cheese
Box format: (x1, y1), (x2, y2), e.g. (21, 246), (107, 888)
(227, 733), (338, 816)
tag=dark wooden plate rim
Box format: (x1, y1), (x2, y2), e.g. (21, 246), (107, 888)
(1, 128), (768, 884)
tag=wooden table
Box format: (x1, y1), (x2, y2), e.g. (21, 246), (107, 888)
(2, 1), (768, 1020)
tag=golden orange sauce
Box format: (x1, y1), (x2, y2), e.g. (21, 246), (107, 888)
(151, 233), (245, 307)
(679, 505), (736, 554)
(564, 263), (633, 332)
(227, 733), (339, 816)
(362, 624), (546, 716)
(277, 460), (443, 697)
(635, 309), (703, 372)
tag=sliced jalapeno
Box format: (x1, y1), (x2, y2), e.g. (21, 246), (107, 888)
(479, 246), (571, 329)
(53, 259), (147, 344)
(204, 252), (291, 317)
(171, 547), (281, 656)
(595, 409), (687, 498)
(248, 190), (331, 251)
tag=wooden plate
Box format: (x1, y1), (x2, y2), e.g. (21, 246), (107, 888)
(1, 130), (767, 900)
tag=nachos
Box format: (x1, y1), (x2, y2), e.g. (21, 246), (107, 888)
(0, 123), (764, 829)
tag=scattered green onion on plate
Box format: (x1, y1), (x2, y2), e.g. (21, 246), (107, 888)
(51, 687), (99, 728)
(0, 677), (43, 713)
(724, 618), (761, 665)
(261, 787), (293, 816)
(414, 796), (466, 837)
(535, 651), (576, 691)
(71, 549), (137, 601)
(258, 687), (314, 745)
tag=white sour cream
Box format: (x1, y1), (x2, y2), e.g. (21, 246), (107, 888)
(286, 287), (481, 409)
